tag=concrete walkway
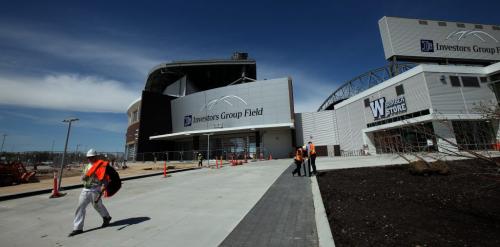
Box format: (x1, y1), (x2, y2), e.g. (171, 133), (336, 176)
(0, 160), (290, 247)
(5, 154), (467, 247)
(315, 155), (408, 171)
(220, 165), (318, 247)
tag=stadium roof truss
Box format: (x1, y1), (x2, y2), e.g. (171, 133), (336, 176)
(317, 63), (416, 111)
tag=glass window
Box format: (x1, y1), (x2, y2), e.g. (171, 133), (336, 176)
(364, 98), (370, 107)
(395, 85), (405, 96)
(461, 76), (480, 87)
(450, 76), (461, 87)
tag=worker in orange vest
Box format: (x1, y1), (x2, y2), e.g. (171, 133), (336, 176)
(292, 147), (304, 176)
(307, 141), (317, 176)
(68, 149), (112, 237)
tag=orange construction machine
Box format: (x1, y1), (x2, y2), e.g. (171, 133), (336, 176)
(0, 161), (37, 186)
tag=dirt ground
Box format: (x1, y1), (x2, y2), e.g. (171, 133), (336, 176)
(0, 161), (199, 196)
(317, 159), (500, 247)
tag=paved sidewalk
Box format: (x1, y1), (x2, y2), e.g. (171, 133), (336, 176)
(220, 165), (319, 247)
(315, 155), (408, 171)
(0, 161), (289, 247)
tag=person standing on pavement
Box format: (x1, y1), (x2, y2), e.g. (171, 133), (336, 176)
(68, 149), (112, 237)
(307, 141), (317, 176)
(292, 147), (304, 176)
(197, 152), (204, 167)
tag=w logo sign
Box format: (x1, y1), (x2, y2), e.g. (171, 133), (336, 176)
(370, 98), (385, 119)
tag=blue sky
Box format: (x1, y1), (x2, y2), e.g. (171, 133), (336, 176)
(1, 0), (499, 152)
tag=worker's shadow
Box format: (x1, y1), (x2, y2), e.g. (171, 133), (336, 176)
(85, 216), (151, 233)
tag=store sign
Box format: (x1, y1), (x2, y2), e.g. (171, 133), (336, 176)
(370, 96), (407, 120)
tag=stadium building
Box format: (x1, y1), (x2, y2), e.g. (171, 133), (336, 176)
(127, 17), (500, 160)
(296, 16), (500, 155)
(125, 53), (295, 161)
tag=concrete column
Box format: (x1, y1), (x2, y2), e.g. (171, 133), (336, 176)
(362, 132), (376, 155)
(432, 120), (459, 153)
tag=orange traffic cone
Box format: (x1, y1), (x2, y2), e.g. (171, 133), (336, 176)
(49, 171), (64, 198)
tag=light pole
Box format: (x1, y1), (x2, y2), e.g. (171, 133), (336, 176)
(203, 133), (213, 167)
(75, 144), (82, 154)
(0, 134), (6, 153)
(58, 117), (79, 191)
(75, 144), (82, 164)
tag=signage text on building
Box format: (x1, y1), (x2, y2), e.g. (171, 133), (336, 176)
(370, 96), (407, 120)
(184, 108), (264, 127)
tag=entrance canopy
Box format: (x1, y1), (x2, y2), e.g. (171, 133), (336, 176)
(149, 123), (294, 141)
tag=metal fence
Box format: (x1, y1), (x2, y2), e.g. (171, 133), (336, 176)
(0, 151), (125, 168)
(134, 148), (273, 162)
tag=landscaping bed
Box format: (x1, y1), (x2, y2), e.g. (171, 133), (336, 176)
(317, 158), (500, 247)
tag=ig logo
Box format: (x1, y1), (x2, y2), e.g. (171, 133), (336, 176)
(420, 39), (434, 52)
(184, 115), (192, 127)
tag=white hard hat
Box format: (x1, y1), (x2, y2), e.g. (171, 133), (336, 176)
(86, 149), (97, 157)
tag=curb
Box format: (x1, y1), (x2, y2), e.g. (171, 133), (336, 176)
(0, 167), (199, 202)
(311, 176), (336, 247)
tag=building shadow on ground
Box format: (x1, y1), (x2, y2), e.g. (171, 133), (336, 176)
(84, 216), (151, 233)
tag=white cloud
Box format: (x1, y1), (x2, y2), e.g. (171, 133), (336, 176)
(77, 119), (126, 134)
(0, 74), (139, 113)
(0, 23), (163, 77)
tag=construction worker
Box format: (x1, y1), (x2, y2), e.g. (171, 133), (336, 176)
(197, 152), (204, 167)
(302, 145), (308, 175)
(292, 147), (304, 176)
(307, 141), (317, 176)
(68, 149), (112, 237)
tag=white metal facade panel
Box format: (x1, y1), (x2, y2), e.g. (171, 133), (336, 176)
(379, 16), (500, 61)
(262, 129), (293, 158)
(294, 111), (337, 146)
(425, 72), (497, 114)
(334, 73), (432, 150)
(335, 105), (353, 150)
(361, 73), (431, 124)
(171, 78), (293, 133)
(346, 101), (365, 150)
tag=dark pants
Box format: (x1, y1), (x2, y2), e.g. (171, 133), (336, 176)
(292, 160), (303, 176)
(309, 154), (317, 175)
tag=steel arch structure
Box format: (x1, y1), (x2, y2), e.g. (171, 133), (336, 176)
(317, 63), (417, 111)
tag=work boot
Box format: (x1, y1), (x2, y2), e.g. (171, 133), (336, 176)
(101, 216), (112, 228)
(68, 230), (83, 237)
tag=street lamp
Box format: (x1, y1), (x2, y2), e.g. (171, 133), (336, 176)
(0, 134), (6, 153)
(58, 117), (79, 191)
(203, 133), (214, 167)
